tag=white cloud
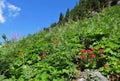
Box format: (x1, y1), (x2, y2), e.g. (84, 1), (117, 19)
(0, 14), (5, 23)
(0, 0), (6, 23)
(8, 3), (21, 17)
(0, 0), (21, 23)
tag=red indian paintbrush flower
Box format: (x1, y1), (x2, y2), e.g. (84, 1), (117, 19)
(54, 40), (59, 44)
(87, 50), (92, 54)
(91, 54), (96, 59)
(79, 56), (83, 59)
(84, 55), (87, 59)
(88, 59), (92, 63)
(104, 64), (108, 69)
(19, 51), (23, 55)
(81, 49), (86, 54)
(90, 48), (94, 51)
(41, 51), (46, 60)
(100, 49), (104, 54)
(100, 53), (103, 57)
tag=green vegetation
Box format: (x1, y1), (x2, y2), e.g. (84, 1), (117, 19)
(57, 0), (110, 26)
(0, 3), (120, 81)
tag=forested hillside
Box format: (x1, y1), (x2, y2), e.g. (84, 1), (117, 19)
(0, 1), (120, 81)
(50, 0), (119, 28)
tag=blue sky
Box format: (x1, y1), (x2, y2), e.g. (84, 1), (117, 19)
(0, 0), (79, 42)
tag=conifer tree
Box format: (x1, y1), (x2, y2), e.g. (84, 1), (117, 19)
(65, 8), (71, 22)
(71, 4), (80, 21)
(58, 12), (64, 25)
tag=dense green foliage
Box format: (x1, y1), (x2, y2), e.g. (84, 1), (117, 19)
(0, 5), (120, 81)
(57, 0), (111, 26)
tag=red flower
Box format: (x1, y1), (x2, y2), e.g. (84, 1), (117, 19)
(85, 50), (88, 53)
(88, 59), (92, 63)
(81, 49), (86, 53)
(84, 55), (87, 59)
(19, 51), (23, 55)
(100, 49), (104, 54)
(41, 51), (46, 60)
(90, 48), (94, 51)
(91, 54), (96, 59)
(79, 56), (83, 59)
(54, 40), (59, 44)
(100, 53), (103, 56)
(87, 50), (92, 54)
(104, 64), (108, 69)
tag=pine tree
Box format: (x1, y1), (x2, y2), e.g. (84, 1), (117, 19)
(71, 4), (80, 21)
(58, 12), (64, 25)
(50, 22), (57, 28)
(65, 8), (71, 22)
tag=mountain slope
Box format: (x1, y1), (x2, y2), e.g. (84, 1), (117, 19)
(0, 6), (120, 81)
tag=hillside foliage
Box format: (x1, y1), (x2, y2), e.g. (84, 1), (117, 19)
(55, 0), (111, 26)
(0, 2), (120, 81)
